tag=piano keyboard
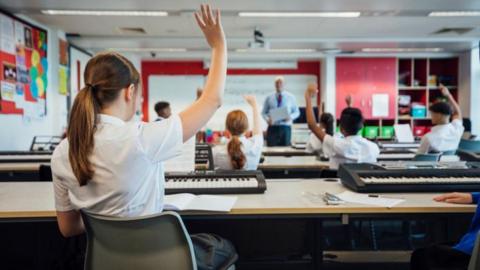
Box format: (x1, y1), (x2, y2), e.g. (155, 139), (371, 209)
(338, 162), (480, 193)
(165, 170), (267, 194)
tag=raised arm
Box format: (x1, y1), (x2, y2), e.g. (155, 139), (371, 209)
(244, 95), (262, 135)
(345, 94), (353, 108)
(179, 5), (227, 142)
(305, 83), (327, 142)
(440, 84), (462, 121)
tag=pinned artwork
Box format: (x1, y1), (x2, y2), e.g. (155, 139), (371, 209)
(3, 62), (17, 82)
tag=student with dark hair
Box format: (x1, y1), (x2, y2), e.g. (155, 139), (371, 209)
(51, 5), (237, 269)
(154, 101), (171, 121)
(306, 108), (335, 156)
(213, 95), (263, 170)
(417, 84), (464, 154)
(304, 83), (379, 169)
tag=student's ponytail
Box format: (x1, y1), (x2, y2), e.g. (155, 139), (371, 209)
(225, 110), (249, 170)
(67, 52), (140, 186)
(67, 85), (100, 186)
(228, 136), (246, 169)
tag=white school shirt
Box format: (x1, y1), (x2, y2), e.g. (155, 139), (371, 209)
(322, 134), (380, 169)
(306, 133), (344, 157)
(51, 114), (183, 217)
(212, 134), (264, 170)
(417, 119), (464, 154)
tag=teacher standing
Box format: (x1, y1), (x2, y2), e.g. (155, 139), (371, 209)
(262, 76), (300, 146)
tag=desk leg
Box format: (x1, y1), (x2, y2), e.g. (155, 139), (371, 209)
(312, 218), (324, 270)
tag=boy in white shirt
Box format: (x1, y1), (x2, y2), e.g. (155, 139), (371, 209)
(417, 85), (464, 154)
(304, 83), (380, 169)
(213, 95), (264, 170)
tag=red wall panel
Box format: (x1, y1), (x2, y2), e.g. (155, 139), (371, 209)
(336, 57), (397, 119)
(141, 60), (321, 121)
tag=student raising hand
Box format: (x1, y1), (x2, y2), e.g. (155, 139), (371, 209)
(180, 4), (227, 142)
(305, 82), (318, 99)
(194, 4), (225, 49)
(434, 192), (473, 204)
(243, 95), (257, 107)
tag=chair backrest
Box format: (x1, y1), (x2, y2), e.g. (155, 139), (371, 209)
(459, 139), (480, 152)
(81, 211), (197, 270)
(468, 232), (480, 270)
(413, 153), (441, 162)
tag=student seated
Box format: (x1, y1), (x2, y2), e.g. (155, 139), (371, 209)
(411, 192), (479, 270)
(51, 5), (237, 269)
(417, 84), (464, 154)
(306, 112), (334, 156)
(304, 83), (379, 169)
(213, 95), (263, 170)
(154, 101), (172, 121)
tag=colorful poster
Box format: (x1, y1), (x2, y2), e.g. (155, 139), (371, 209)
(14, 83), (24, 108)
(58, 65), (68, 95)
(0, 80), (15, 101)
(3, 62), (17, 82)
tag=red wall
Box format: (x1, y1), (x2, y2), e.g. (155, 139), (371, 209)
(141, 60), (321, 121)
(336, 57), (397, 119)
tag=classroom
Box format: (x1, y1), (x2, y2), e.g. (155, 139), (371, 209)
(0, 1), (480, 270)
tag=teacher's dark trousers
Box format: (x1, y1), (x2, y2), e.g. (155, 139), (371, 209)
(266, 125), (291, 146)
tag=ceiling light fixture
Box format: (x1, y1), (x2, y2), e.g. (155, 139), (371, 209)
(238, 12), (360, 18)
(41, 10), (168, 16)
(428, 11), (480, 17)
(361, 48), (444, 53)
(108, 48), (187, 52)
(235, 48), (317, 53)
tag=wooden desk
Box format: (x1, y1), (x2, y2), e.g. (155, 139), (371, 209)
(0, 180), (475, 219)
(258, 156), (329, 170)
(0, 163), (47, 172)
(262, 146), (314, 157)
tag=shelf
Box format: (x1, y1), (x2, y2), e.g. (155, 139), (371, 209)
(398, 86), (427, 90)
(427, 85), (458, 90)
(398, 116), (431, 120)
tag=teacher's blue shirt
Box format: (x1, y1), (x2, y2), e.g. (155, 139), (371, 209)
(261, 91), (300, 126)
(454, 192), (480, 255)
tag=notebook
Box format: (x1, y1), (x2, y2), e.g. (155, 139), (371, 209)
(164, 193), (237, 212)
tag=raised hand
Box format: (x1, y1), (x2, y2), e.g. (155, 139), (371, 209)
(305, 82), (318, 99)
(194, 4), (226, 50)
(345, 94), (353, 107)
(439, 84), (451, 97)
(434, 192), (473, 204)
(243, 95), (257, 107)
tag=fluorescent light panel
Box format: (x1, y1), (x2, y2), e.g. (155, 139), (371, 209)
(236, 48), (317, 53)
(362, 48), (444, 52)
(41, 10), (168, 16)
(429, 11), (480, 17)
(108, 48), (187, 52)
(238, 12), (360, 18)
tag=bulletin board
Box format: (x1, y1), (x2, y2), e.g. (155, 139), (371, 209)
(0, 10), (48, 119)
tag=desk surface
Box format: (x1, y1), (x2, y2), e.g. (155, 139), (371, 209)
(262, 146), (313, 156)
(258, 156), (329, 169)
(0, 180), (475, 219)
(0, 163), (48, 172)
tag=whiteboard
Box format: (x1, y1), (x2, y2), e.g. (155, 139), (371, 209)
(148, 74), (317, 130)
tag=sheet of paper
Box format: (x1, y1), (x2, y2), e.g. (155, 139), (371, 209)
(164, 193), (196, 211)
(189, 195), (237, 212)
(394, 124), (415, 143)
(269, 107), (289, 122)
(372, 94), (389, 117)
(336, 191), (404, 208)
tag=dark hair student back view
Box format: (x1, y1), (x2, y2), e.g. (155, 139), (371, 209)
(339, 108), (364, 136)
(67, 52), (140, 186)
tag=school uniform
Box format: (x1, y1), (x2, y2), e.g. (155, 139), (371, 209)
(410, 192), (480, 270)
(306, 133), (344, 158)
(261, 91), (300, 146)
(51, 114), (237, 269)
(322, 134), (380, 169)
(417, 119), (464, 154)
(213, 134), (263, 170)
(155, 116), (166, 122)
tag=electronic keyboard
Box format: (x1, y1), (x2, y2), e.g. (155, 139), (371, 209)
(338, 162), (480, 193)
(165, 170), (267, 194)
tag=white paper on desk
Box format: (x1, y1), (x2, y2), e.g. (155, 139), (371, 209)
(372, 94), (389, 117)
(269, 107), (289, 122)
(394, 124), (415, 143)
(336, 191), (404, 208)
(164, 193), (237, 212)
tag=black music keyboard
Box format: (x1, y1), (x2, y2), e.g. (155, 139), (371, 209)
(338, 162), (480, 193)
(165, 170), (267, 194)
